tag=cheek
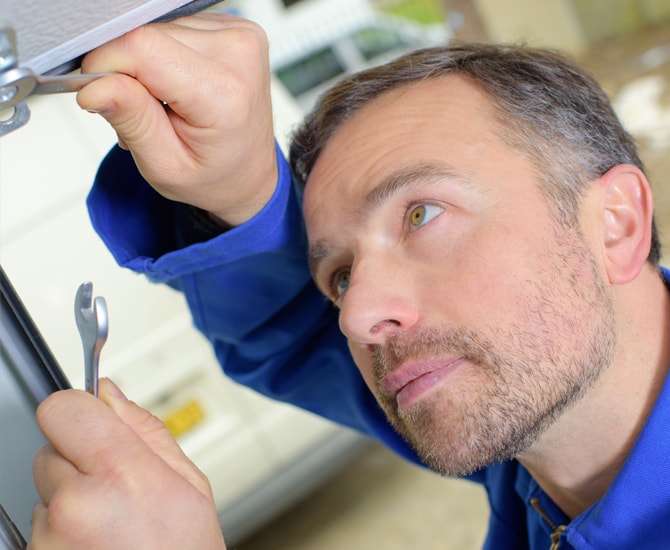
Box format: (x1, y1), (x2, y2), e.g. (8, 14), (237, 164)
(428, 225), (544, 323)
(348, 341), (376, 391)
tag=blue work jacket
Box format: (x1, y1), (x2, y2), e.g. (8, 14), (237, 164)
(88, 144), (670, 549)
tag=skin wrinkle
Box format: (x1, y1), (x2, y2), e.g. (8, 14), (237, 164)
(293, 46), (661, 262)
(366, 224), (616, 477)
(301, 72), (666, 516)
(308, 161), (470, 291)
(362, 163), (469, 214)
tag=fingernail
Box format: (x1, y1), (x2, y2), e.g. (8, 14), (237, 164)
(85, 104), (115, 116)
(102, 378), (128, 401)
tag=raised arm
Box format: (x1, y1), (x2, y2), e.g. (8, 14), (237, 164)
(79, 14), (422, 465)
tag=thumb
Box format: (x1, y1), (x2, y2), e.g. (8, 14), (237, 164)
(99, 378), (214, 500)
(78, 74), (176, 156)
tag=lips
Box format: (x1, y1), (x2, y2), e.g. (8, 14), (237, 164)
(381, 357), (465, 409)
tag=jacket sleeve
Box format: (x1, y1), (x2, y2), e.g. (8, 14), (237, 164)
(87, 143), (423, 465)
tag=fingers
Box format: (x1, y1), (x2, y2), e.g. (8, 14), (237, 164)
(32, 383), (225, 549)
(36, 389), (147, 477)
(98, 379), (214, 498)
(29, 502), (53, 549)
(79, 14), (269, 131)
(35, 382), (212, 500)
(77, 12), (277, 225)
(29, 484), (94, 550)
(32, 443), (78, 506)
(78, 72), (181, 169)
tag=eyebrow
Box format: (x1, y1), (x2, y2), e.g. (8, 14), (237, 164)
(308, 240), (332, 280)
(307, 162), (467, 282)
(361, 162), (466, 215)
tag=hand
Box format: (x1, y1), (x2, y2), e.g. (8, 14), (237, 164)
(77, 13), (277, 226)
(29, 379), (226, 549)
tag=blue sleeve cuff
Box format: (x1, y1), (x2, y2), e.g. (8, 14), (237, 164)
(87, 141), (298, 282)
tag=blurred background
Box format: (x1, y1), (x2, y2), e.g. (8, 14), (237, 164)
(1, 0), (669, 548)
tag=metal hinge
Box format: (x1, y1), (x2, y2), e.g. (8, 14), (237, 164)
(0, 24), (31, 137)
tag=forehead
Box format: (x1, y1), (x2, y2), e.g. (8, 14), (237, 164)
(302, 75), (501, 230)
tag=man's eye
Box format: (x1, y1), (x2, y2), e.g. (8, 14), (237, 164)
(332, 269), (351, 299)
(409, 204), (444, 230)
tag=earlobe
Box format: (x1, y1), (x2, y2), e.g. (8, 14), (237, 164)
(601, 164), (654, 285)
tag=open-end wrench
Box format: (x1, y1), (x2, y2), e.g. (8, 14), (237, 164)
(0, 26), (111, 112)
(74, 282), (108, 397)
(0, 66), (111, 110)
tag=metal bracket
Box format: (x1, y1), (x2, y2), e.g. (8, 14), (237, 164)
(0, 24), (31, 137)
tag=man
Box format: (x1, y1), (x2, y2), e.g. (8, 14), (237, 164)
(29, 13), (670, 549)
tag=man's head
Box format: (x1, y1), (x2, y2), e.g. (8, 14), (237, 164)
(293, 44), (658, 475)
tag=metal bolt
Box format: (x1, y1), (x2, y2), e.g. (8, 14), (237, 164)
(0, 85), (17, 103)
(0, 25), (30, 136)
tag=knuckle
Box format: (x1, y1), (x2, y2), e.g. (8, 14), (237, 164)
(32, 443), (53, 475)
(138, 408), (171, 437)
(46, 489), (81, 535)
(121, 25), (164, 67)
(123, 24), (157, 50)
(217, 23), (269, 63)
(111, 91), (157, 138)
(242, 19), (270, 47)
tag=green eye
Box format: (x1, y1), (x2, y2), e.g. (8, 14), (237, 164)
(409, 204), (443, 229)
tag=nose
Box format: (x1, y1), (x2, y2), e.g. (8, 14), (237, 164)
(338, 257), (420, 347)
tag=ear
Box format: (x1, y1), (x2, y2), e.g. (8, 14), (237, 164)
(600, 164), (654, 285)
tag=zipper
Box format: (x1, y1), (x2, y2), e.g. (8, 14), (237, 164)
(530, 497), (567, 550)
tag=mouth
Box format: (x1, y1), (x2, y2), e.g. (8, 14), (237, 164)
(381, 357), (465, 410)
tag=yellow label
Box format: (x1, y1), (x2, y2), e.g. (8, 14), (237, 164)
(163, 400), (205, 438)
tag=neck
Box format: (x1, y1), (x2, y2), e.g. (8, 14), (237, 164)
(518, 266), (670, 519)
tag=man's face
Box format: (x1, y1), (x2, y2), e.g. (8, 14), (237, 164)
(302, 75), (616, 476)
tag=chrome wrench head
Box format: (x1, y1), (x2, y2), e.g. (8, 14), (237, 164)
(0, 67), (112, 110)
(74, 282), (108, 396)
